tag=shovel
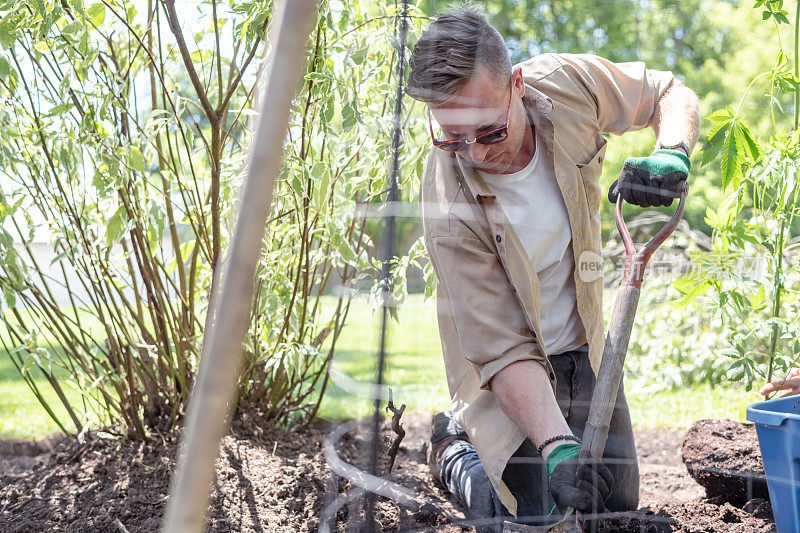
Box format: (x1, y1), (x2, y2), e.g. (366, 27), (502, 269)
(503, 182), (689, 533)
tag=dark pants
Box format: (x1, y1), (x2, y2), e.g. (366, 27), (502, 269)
(440, 345), (639, 532)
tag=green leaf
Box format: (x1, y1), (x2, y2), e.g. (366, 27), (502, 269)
(78, 30), (89, 56)
(313, 162), (330, 211)
(706, 107), (734, 122)
(0, 16), (14, 50)
(700, 107), (736, 168)
(3, 284), (16, 308)
(670, 273), (711, 308)
(749, 285), (767, 311)
(32, 0), (47, 16)
(323, 96), (335, 123)
(352, 95), (364, 124)
(738, 120), (761, 161)
(338, 7), (350, 31)
(337, 237), (358, 266)
(106, 206), (127, 247)
(291, 172), (306, 198)
(46, 102), (73, 116)
(701, 118), (731, 167)
(342, 99), (356, 132)
(720, 120), (747, 189)
(70, 0), (87, 17)
(304, 71), (332, 84)
(350, 46), (368, 65)
(62, 20), (83, 35)
(129, 147), (146, 172)
(87, 2), (105, 25)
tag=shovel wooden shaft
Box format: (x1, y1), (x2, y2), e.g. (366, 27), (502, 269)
(579, 284), (640, 461)
(541, 288), (641, 533)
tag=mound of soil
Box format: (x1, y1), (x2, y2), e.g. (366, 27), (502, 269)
(0, 414), (777, 532)
(0, 412), (467, 532)
(596, 498), (774, 532)
(682, 419), (768, 504)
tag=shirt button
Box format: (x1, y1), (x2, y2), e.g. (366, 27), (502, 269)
(496, 234), (502, 243)
(598, 156), (603, 163)
(530, 330), (535, 337)
(550, 372), (556, 380)
(510, 284), (516, 292)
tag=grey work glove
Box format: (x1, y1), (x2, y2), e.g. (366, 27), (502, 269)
(546, 443), (613, 515)
(608, 148), (690, 208)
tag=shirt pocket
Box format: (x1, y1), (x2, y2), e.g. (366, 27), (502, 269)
(576, 136), (608, 216)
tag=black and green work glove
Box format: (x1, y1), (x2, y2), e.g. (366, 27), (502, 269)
(546, 443), (614, 515)
(608, 149), (690, 208)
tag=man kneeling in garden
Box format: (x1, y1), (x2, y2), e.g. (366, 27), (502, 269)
(408, 4), (700, 531)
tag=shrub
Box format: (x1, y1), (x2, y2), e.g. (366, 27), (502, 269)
(0, 0), (427, 438)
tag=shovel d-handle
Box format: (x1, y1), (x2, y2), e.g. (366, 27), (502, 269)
(616, 182), (689, 290)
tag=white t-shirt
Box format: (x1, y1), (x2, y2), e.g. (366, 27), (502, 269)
(478, 132), (586, 355)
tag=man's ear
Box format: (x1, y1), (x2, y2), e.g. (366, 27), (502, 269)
(511, 66), (525, 97)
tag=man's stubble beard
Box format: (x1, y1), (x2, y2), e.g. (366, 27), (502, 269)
(478, 128), (526, 175)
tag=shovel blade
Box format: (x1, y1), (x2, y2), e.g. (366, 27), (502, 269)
(502, 513), (583, 533)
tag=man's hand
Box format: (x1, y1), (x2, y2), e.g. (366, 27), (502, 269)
(759, 368), (800, 398)
(608, 149), (690, 207)
(546, 442), (613, 514)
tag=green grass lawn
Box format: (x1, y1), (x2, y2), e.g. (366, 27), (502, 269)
(0, 293), (755, 440)
(0, 349), (81, 439)
(315, 294), (753, 429)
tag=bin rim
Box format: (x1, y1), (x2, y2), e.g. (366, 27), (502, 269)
(746, 395), (800, 427)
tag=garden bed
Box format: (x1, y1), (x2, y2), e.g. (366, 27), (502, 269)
(0, 413), (777, 532)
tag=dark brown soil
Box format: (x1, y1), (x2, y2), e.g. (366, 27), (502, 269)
(594, 422), (774, 533)
(0, 414), (777, 532)
(0, 411), (467, 532)
(596, 498), (774, 532)
(681, 419), (769, 504)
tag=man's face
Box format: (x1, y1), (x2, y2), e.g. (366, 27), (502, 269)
(429, 66), (527, 175)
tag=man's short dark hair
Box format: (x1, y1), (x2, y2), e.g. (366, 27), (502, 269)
(406, 3), (512, 103)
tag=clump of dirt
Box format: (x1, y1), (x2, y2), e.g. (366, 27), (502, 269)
(681, 419), (768, 504)
(0, 411), (468, 532)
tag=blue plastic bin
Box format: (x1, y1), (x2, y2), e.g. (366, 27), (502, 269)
(746, 395), (800, 533)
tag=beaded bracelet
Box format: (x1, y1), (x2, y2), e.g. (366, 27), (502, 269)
(536, 434), (582, 456)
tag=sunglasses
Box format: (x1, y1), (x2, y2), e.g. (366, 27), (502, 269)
(428, 86), (512, 152)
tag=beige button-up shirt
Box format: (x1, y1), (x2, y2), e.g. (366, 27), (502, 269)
(419, 52), (674, 515)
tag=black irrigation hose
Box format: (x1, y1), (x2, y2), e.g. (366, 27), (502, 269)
(364, 0), (410, 531)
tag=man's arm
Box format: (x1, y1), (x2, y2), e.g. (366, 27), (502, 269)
(650, 79), (700, 155)
(490, 359), (572, 459)
(491, 359), (614, 513)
